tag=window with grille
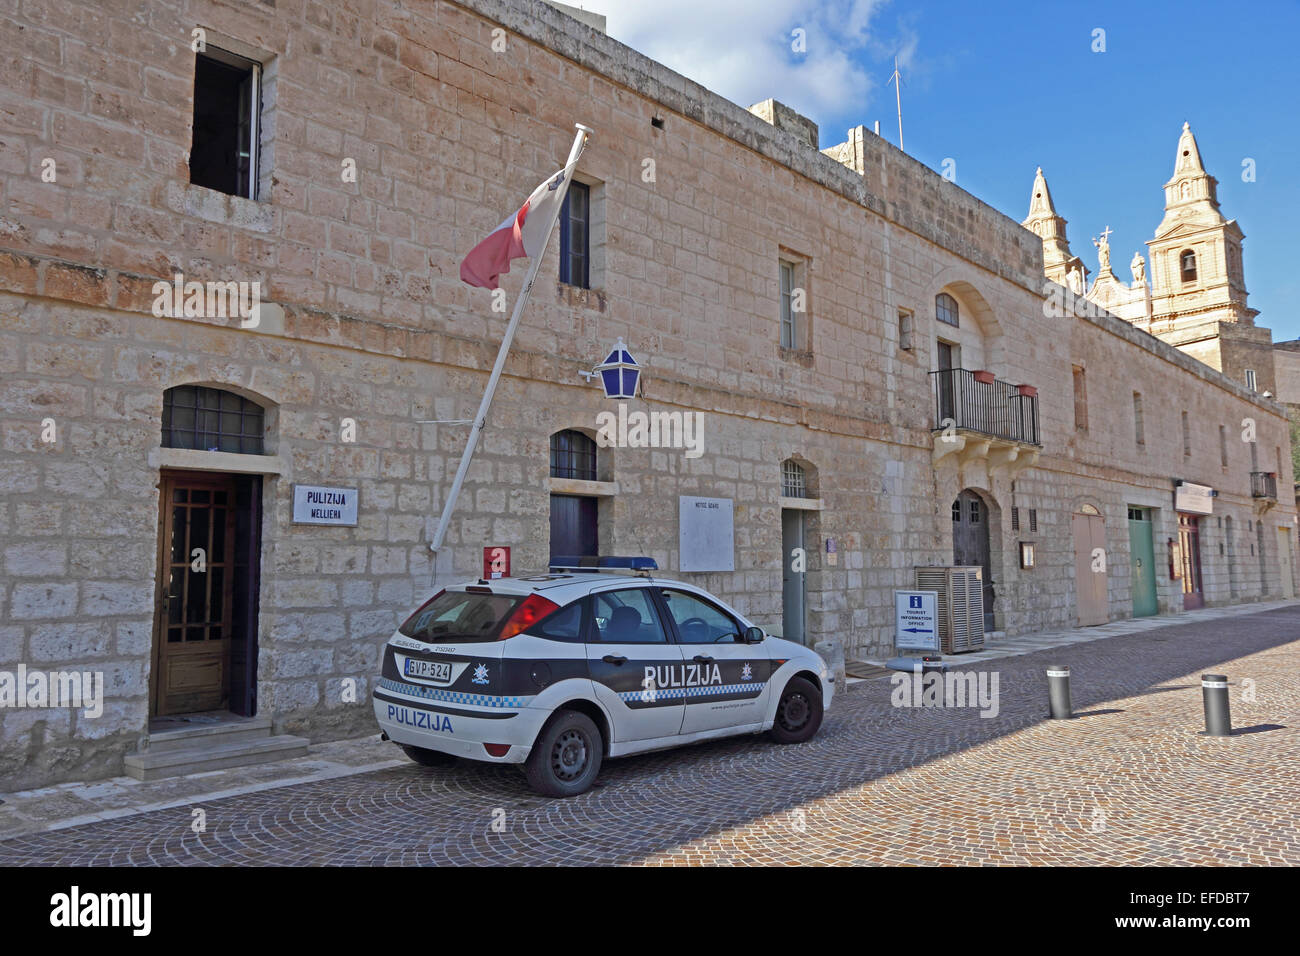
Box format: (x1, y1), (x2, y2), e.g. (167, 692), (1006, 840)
(935, 292), (959, 328)
(549, 430), (597, 481)
(1011, 507), (1019, 531)
(1028, 508), (1037, 532)
(162, 385), (265, 454)
(1245, 369), (1257, 392)
(781, 459), (808, 498)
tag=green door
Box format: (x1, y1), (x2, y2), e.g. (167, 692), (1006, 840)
(1128, 508), (1158, 618)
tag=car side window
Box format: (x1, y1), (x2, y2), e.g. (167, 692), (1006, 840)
(659, 589), (743, 644)
(531, 598), (586, 642)
(589, 589), (668, 644)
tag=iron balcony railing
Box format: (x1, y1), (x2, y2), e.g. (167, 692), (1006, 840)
(930, 368), (1041, 446)
(1250, 471), (1278, 500)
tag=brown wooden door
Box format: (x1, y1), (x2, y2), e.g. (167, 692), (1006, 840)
(153, 472), (237, 715)
(1179, 513), (1204, 610)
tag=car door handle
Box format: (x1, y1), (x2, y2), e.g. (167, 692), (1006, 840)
(601, 655), (628, 665)
(693, 654), (714, 663)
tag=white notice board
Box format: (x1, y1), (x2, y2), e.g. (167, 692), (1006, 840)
(895, 590), (939, 651)
(679, 496), (734, 571)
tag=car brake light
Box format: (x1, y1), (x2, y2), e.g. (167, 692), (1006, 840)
(498, 594), (561, 640)
(483, 743), (511, 757)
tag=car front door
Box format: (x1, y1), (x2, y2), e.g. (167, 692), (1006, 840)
(655, 588), (770, 734)
(585, 586), (686, 742)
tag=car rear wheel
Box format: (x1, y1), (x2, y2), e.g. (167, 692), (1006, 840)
(525, 710), (602, 797)
(400, 744), (457, 767)
(768, 676), (823, 744)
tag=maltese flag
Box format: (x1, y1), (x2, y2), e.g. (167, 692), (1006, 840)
(459, 158), (580, 289)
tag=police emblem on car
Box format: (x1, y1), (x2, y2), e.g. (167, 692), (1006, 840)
(372, 556), (833, 798)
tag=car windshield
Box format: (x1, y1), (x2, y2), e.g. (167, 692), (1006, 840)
(399, 590), (523, 643)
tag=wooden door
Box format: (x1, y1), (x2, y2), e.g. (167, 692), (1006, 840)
(548, 494), (598, 566)
(1178, 513), (1204, 610)
(153, 473), (237, 715)
(781, 508), (806, 643)
(1277, 526), (1295, 599)
(1072, 512), (1108, 625)
(952, 490), (994, 630)
(1127, 508), (1158, 617)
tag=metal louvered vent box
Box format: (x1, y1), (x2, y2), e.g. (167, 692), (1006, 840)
(915, 566), (986, 653)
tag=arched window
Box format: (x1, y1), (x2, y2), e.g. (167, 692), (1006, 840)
(550, 430), (597, 481)
(781, 459), (808, 498)
(1180, 249), (1197, 283)
(935, 292), (960, 328)
(162, 385), (265, 454)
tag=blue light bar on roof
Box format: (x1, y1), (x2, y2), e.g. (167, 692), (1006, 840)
(548, 555), (658, 573)
(599, 556), (657, 570)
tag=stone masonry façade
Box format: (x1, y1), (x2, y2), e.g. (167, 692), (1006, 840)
(0, 0), (1294, 787)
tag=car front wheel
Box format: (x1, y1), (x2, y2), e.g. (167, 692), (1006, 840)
(525, 710), (603, 797)
(769, 676), (824, 744)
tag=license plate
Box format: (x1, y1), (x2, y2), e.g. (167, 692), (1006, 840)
(404, 658), (452, 683)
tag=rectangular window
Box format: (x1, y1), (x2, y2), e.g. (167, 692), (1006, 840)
(190, 47), (262, 199)
(1182, 410), (1191, 457)
(1133, 392), (1145, 446)
(559, 181), (590, 289)
(898, 308), (914, 351)
(1220, 425), (1229, 468)
(780, 259), (798, 348)
(1245, 368), (1258, 392)
(1072, 365), (1088, 431)
(1011, 507), (1020, 531)
(1028, 508), (1038, 533)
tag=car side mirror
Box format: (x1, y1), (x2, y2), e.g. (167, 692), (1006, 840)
(743, 626), (765, 644)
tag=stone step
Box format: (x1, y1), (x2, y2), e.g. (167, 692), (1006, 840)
(124, 733), (310, 781)
(143, 714), (274, 754)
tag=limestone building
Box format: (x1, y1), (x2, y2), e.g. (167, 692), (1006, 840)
(1, 0), (1295, 789)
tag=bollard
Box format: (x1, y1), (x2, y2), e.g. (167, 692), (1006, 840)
(1201, 673), (1232, 737)
(920, 655), (944, 675)
(1046, 665), (1072, 719)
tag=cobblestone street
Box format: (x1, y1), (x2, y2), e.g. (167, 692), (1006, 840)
(3, 605), (1298, 866)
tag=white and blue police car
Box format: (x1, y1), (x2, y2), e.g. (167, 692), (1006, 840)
(374, 557), (833, 797)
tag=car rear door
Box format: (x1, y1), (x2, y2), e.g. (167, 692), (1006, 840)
(655, 586), (771, 733)
(584, 585), (686, 742)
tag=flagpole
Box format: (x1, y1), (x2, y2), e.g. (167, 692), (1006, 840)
(430, 123), (592, 554)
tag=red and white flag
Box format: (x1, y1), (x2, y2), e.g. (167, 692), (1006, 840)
(459, 159), (580, 289)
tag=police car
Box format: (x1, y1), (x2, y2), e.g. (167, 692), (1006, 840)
(373, 557), (832, 797)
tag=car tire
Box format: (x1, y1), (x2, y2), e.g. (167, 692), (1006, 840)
(768, 676), (824, 744)
(400, 744), (457, 767)
(525, 710), (603, 797)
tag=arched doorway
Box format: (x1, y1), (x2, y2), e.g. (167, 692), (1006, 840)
(548, 429), (600, 566)
(952, 490), (994, 631)
(153, 385), (268, 717)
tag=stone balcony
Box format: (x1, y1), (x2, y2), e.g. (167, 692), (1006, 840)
(930, 368), (1041, 475)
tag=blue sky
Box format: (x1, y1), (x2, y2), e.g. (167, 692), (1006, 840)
(595, 0), (1300, 339)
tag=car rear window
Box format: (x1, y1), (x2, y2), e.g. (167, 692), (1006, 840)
(399, 590), (523, 643)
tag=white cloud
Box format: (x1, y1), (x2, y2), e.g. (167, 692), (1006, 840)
(586, 0), (910, 135)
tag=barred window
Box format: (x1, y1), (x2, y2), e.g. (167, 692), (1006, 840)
(550, 430), (597, 481)
(162, 385), (264, 454)
(781, 459), (808, 498)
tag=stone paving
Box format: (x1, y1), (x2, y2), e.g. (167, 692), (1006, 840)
(2, 604), (1298, 865)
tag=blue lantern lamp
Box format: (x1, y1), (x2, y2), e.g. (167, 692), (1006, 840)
(594, 337), (640, 399)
